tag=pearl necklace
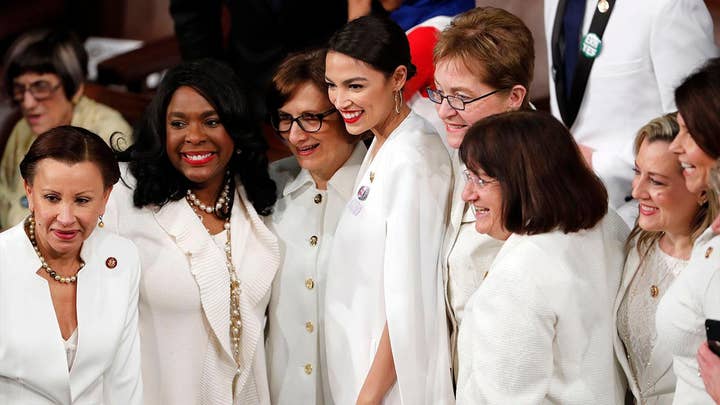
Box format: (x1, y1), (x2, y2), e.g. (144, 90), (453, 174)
(27, 215), (85, 284)
(185, 176), (242, 366)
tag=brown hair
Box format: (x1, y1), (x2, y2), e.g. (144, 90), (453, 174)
(267, 48), (328, 112)
(20, 125), (120, 188)
(626, 113), (715, 259)
(675, 57), (720, 159)
(434, 7), (534, 108)
(459, 110), (607, 234)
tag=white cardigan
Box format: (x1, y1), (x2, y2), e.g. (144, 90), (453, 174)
(0, 222), (142, 404)
(104, 173), (279, 404)
(456, 213), (628, 404)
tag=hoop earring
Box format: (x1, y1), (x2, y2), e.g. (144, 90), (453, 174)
(98, 215), (105, 228)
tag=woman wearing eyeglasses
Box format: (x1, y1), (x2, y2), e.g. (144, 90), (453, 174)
(264, 49), (366, 405)
(429, 6), (534, 382)
(0, 29), (132, 230)
(456, 110), (627, 404)
(323, 15), (453, 404)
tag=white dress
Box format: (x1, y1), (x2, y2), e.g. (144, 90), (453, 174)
(656, 228), (720, 404)
(324, 112), (455, 404)
(616, 241), (687, 404)
(266, 143), (365, 405)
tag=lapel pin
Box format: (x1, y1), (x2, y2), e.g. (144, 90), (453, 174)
(106, 257), (118, 269)
(369, 172), (375, 183)
(706, 247), (714, 259)
(357, 185), (370, 201)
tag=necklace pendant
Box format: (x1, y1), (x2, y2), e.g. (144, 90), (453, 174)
(650, 285), (659, 298)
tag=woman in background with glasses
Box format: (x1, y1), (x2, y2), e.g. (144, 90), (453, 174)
(456, 110), (627, 404)
(264, 49), (366, 405)
(0, 29), (132, 230)
(429, 6), (534, 382)
(323, 14), (453, 404)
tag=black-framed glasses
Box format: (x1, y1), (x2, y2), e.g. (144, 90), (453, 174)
(271, 108), (338, 134)
(426, 87), (508, 111)
(463, 168), (496, 189)
(12, 80), (62, 102)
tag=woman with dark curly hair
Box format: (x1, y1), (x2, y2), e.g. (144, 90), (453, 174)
(104, 59), (279, 404)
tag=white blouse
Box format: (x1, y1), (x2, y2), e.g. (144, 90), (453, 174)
(617, 242), (686, 403)
(64, 329), (79, 371)
(266, 143), (365, 405)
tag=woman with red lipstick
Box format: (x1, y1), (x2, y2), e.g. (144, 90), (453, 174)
(430, 6), (534, 382)
(323, 15), (454, 405)
(0, 126), (142, 404)
(456, 111), (627, 404)
(655, 57), (720, 404)
(0, 29), (132, 231)
(265, 50), (366, 405)
(104, 59), (279, 404)
(613, 113), (712, 405)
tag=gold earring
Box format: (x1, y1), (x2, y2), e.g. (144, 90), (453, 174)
(98, 215), (105, 228)
(394, 91), (402, 114)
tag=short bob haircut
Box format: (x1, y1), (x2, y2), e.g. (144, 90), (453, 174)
(434, 7), (534, 108)
(460, 110), (608, 234)
(117, 58), (276, 216)
(266, 48), (328, 116)
(20, 125), (120, 189)
(626, 112), (714, 260)
(4, 28), (88, 102)
(675, 56), (720, 159)
(328, 14), (417, 80)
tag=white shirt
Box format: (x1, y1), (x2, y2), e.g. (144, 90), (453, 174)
(266, 143), (365, 405)
(324, 112), (455, 404)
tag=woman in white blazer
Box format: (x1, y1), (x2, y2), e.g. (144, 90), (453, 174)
(455, 111), (628, 404)
(323, 15), (454, 405)
(103, 59), (279, 405)
(264, 50), (366, 405)
(0, 126), (141, 404)
(430, 7), (534, 380)
(656, 57), (720, 404)
(614, 113), (712, 404)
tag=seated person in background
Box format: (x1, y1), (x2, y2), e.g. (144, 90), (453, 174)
(0, 28), (132, 230)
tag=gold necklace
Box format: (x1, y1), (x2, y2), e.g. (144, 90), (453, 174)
(26, 215), (85, 283)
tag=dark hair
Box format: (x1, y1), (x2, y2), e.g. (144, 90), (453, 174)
(117, 59), (276, 216)
(4, 28), (88, 101)
(328, 14), (416, 80)
(460, 110), (608, 234)
(20, 125), (120, 188)
(675, 57), (720, 159)
(267, 48), (328, 115)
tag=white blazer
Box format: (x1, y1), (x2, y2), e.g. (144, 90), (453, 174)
(104, 172), (279, 404)
(266, 143), (365, 405)
(456, 213), (628, 404)
(0, 222), (142, 404)
(324, 112), (455, 404)
(544, 0), (717, 209)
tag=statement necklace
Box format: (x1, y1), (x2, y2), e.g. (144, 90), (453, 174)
(185, 176), (242, 366)
(27, 215), (85, 284)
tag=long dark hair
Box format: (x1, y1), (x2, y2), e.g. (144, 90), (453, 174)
(116, 59), (276, 215)
(675, 57), (720, 160)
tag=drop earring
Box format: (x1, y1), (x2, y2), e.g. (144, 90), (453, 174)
(98, 215), (105, 228)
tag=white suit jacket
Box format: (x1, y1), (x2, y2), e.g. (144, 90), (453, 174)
(456, 212), (628, 404)
(545, 0), (718, 209)
(0, 222), (142, 404)
(105, 172), (279, 404)
(324, 112), (455, 404)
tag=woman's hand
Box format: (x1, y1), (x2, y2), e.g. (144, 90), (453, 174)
(697, 341), (720, 403)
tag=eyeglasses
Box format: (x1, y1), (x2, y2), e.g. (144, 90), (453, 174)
(12, 80), (62, 102)
(271, 108), (338, 134)
(426, 87), (507, 111)
(463, 168), (496, 189)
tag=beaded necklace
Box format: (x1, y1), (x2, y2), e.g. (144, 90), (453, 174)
(26, 215), (85, 284)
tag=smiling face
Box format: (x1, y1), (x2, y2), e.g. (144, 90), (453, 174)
(14, 72), (75, 135)
(433, 58), (514, 149)
(632, 139), (701, 236)
(165, 86), (235, 192)
(461, 167), (510, 240)
(278, 82), (354, 188)
(670, 112), (717, 194)
(325, 51), (402, 137)
(24, 159), (110, 260)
